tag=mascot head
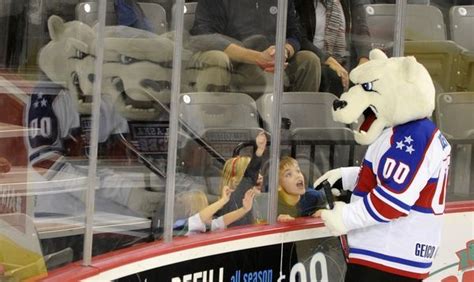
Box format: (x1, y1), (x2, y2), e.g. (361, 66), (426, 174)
(38, 15), (96, 114)
(99, 26), (175, 121)
(332, 49), (435, 145)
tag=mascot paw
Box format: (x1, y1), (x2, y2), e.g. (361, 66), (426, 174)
(313, 168), (342, 188)
(127, 188), (162, 218)
(320, 201), (348, 236)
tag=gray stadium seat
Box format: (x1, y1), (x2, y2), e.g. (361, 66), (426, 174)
(178, 91), (262, 201)
(457, 51), (474, 91)
(436, 92), (474, 140)
(76, 2), (167, 34)
(404, 40), (465, 93)
(256, 92), (356, 182)
(364, 4), (447, 52)
(178, 91), (261, 163)
(435, 92), (474, 196)
(171, 2), (197, 32)
(449, 5), (474, 51)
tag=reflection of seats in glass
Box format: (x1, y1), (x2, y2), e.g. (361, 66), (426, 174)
(75, 2), (167, 34)
(0, 213), (74, 279)
(171, 2), (197, 32)
(449, 5), (474, 51)
(256, 92), (356, 182)
(435, 92), (474, 197)
(404, 40), (464, 93)
(364, 4), (446, 51)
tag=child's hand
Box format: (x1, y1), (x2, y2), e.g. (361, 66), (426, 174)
(221, 185), (232, 204)
(277, 214), (295, 222)
(242, 189), (256, 212)
(312, 209), (324, 218)
(255, 131), (267, 157)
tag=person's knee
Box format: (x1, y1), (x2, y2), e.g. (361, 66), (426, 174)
(294, 50), (321, 68)
(197, 50), (231, 69)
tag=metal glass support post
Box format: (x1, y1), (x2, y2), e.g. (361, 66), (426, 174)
(163, 0), (185, 242)
(393, 0), (407, 56)
(83, 0), (106, 266)
(267, 0), (288, 224)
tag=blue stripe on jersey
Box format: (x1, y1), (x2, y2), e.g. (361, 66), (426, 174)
(363, 159), (373, 169)
(350, 248), (433, 268)
(412, 206), (433, 213)
(363, 196), (389, 222)
(353, 190), (368, 197)
(375, 186), (411, 212)
(377, 119), (437, 193)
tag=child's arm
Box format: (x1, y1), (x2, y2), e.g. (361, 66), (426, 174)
(198, 186), (232, 223)
(222, 189), (255, 226)
(234, 131), (267, 194)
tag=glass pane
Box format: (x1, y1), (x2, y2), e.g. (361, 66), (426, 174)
(0, 0), (93, 273)
(402, 0), (474, 202)
(90, 0), (175, 253)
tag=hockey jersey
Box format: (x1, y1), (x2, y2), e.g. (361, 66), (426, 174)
(341, 118), (451, 279)
(25, 81), (129, 175)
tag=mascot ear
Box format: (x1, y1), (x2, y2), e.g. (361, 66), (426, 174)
(48, 15), (65, 41)
(369, 48), (388, 60)
(402, 56), (419, 83)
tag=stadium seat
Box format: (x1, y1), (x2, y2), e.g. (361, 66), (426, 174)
(171, 2), (197, 32)
(404, 40), (465, 93)
(75, 2), (167, 34)
(364, 4), (447, 52)
(178, 91), (262, 201)
(457, 51), (474, 91)
(435, 92), (474, 196)
(449, 5), (474, 51)
(256, 92), (356, 182)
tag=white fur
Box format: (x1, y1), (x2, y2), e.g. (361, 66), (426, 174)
(333, 49), (435, 145)
(320, 202), (348, 236)
(38, 15), (96, 114)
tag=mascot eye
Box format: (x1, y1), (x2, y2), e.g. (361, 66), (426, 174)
(361, 82), (374, 92)
(75, 50), (87, 59)
(120, 55), (139, 65)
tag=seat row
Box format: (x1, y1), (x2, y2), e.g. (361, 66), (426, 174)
(75, 2), (474, 52)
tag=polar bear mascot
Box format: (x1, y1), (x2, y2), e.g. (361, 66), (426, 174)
(314, 49), (451, 281)
(26, 16), (162, 219)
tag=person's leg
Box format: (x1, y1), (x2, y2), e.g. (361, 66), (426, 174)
(320, 64), (345, 97)
(286, 50), (321, 92)
(230, 63), (269, 98)
(187, 50), (232, 92)
(345, 263), (423, 282)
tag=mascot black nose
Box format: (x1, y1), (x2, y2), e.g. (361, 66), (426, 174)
(333, 99), (347, 111)
(88, 74), (95, 83)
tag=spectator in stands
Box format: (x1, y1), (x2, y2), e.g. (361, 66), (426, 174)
(114, 0), (154, 32)
(173, 187), (256, 235)
(188, 0), (321, 95)
(295, 0), (372, 96)
(217, 131), (267, 226)
(277, 156), (326, 222)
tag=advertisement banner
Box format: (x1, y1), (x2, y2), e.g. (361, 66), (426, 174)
(118, 237), (346, 282)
